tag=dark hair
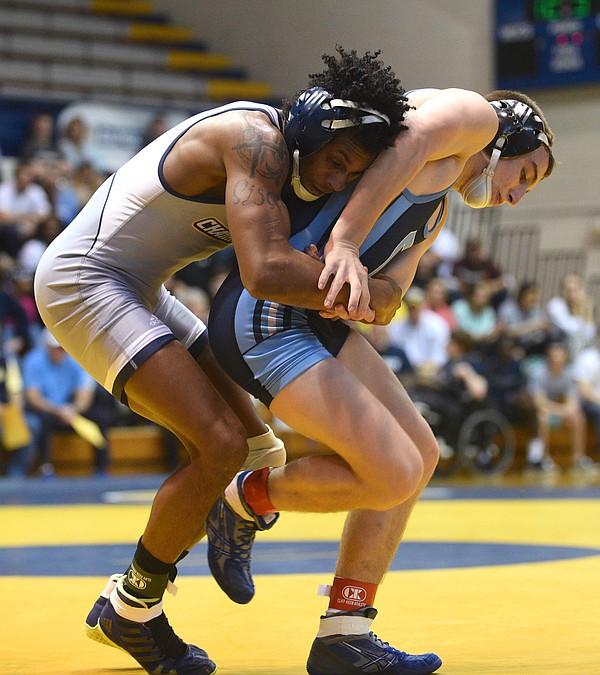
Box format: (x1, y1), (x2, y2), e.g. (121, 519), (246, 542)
(517, 280), (539, 301)
(450, 329), (475, 354)
(283, 45), (410, 155)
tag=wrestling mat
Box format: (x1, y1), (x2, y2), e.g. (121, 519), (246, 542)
(1, 475), (599, 674)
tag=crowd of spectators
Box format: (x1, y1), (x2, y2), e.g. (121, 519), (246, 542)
(0, 111), (187, 479)
(0, 110), (598, 478)
(378, 234), (599, 475)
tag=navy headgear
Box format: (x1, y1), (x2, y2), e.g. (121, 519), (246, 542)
(486, 99), (550, 158)
(461, 99), (550, 209)
(284, 87), (391, 158)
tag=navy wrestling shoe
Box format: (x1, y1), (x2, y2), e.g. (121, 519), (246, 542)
(206, 470), (279, 604)
(306, 606), (442, 675)
(86, 577), (216, 675)
(84, 573), (123, 644)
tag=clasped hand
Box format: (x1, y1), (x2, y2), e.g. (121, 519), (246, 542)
(305, 241), (374, 322)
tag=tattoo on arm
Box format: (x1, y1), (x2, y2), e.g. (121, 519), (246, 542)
(232, 118), (288, 181)
(232, 180), (280, 208)
(231, 117), (289, 209)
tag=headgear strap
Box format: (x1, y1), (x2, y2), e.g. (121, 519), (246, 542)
(463, 98), (550, 209)
(486, 99), (549, 158)
(284, 87), (390, 158)
(285, 87), (391, 201)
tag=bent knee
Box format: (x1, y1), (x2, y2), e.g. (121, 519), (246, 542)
(366, 453), (424, 510)
(423, 434), (441, 476)
(186, 420), (249, 476)
(410, 412), (440, 476)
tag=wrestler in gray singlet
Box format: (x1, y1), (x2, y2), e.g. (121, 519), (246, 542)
(34, 102), (281, 402)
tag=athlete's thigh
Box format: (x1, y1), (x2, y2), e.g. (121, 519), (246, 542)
(124, 340), (244, 458)
(270, 336), (419, 478)
(336, 329), (435, 451)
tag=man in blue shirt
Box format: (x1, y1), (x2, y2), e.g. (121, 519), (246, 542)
(22, 329), (114, 476)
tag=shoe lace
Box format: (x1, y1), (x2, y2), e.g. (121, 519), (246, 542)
(369, 632), (407, 657)
(231, 518), (256, 559)
(147, 612), (187, 660)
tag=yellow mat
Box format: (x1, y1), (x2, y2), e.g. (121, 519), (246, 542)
(1, 498), (599, 674)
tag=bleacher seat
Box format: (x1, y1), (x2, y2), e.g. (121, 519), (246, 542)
(0, 1), (272, 109)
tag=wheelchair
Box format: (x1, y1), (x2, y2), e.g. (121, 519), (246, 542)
(414, 396), (516, 477)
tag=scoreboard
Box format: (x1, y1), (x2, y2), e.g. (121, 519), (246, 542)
(496, 0), (600, 89)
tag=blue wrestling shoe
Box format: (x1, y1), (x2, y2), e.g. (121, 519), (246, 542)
(306, 606), (442, 675)
(86, 577), (216, 674)
(84, 573), (123, 642)
(206, 471), (279, 604)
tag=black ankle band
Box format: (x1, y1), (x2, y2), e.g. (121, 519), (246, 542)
(168, 550), (188, 583)
(123, 539), (174, 600)
(135, 539), (175, 574)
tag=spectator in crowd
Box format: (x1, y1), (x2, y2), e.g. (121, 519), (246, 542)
(483, 335), (534, 426)
(428, 226), (462, 288)
(451, 279), (502, 353)
(16, 213), (63, 277)
(18, 112), (67, 187)
(410, 247), (444, 290)
(498, 280), (556, 358)
(54, 161), (105, 226)
(0, 279), (32, 358)
(0, 353), (35, 478)
(573, 329), (600, 460)
(452, 237), (508, 307)
(388, 286), (450, 380)
(361, 324), (414, 383)
(57, 117), (101, 173)
(0, 161), (52, 257)
(22, 329), (116, 477)
(9, 267), (44, 348)
(424, 276), (457, 331)
(526, 340), (590, 472)
(139, 114), (168, 150)
(409, 329), (488, 447)
(546, 272), (596, 359)
(168, 248), (237, 301)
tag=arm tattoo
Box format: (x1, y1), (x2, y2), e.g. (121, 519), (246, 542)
(230, 117), (288, 209)
(232, 180), (280, 209)
(232, 118), (288, 181)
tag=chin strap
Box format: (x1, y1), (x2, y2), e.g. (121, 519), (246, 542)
(462, 138), (506, 209)
(291, 149), (321, 202)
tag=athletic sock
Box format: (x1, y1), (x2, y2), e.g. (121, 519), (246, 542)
(242, 467), (278, 515)
(224, 468), (278, 521)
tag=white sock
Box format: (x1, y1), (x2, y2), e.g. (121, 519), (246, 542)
(224, 473), (253, 520)
(109, 577), (163, 623)
(100, 573), (123, 599)
(316, 613), (373, 638)
(527, 437), (544, 463)
(223, 471), (278, 526)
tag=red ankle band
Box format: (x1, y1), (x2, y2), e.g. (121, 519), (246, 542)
(242, 467), (278, 515)
(328, 576), (378, 612)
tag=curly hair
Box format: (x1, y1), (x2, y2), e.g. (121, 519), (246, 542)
(283, 45), (410, 154)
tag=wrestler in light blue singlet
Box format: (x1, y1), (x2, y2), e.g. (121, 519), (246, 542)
(208, 181), (452, 406)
